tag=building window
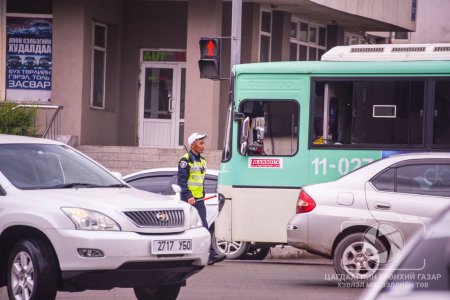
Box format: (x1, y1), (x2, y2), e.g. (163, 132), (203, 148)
(394, 32), (409, 40)
(91, 22), (107, 109)
(290, 19), (326, 61)
(344, 33), (363, 45)
(259, 10), (272, 62)
(7, 0), (52, 14)
(411, 0), (417, 21)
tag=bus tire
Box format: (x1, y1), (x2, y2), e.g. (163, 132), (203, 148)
(242, 246), (271, 260)
(212, 232), (250, 259)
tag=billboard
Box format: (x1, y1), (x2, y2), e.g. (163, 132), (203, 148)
(6, 16), (52, 102)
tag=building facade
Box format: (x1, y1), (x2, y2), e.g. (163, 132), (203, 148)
(0, 0), (416, 150)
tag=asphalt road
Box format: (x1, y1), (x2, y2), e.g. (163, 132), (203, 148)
(0, 258), (365, 300)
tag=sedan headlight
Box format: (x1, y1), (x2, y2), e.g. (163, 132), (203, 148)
(62, 207), (121, 231)
(189, 206), (203, 229)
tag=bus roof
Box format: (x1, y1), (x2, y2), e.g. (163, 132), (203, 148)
(322, 43), (450, 61)
(234, 43), (450, 76)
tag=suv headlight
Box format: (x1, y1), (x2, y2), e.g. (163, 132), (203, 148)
(189, 206), (203, 229)
(62, 207), (121, 231)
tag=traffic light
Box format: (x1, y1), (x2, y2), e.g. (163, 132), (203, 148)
(198, 38), (221, 80)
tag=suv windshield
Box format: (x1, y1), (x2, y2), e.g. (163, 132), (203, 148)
(0, 144), (122, 190)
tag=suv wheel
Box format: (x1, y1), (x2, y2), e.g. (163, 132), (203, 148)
(333, 232), (387, 282)
(7, 238), (58, 300)
(133, 285), (181, 300)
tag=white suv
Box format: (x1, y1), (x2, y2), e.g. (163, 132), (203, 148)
(0, 135), (210, 300)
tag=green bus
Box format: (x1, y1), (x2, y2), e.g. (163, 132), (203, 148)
(214, 43), (450, 258)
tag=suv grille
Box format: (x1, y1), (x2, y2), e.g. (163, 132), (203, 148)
(123, 210), (184, 227)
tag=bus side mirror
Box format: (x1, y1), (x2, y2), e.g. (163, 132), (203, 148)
(234, 112), (244, 120)
(240, 141), (248, 156)
(239, 116), (250, 156)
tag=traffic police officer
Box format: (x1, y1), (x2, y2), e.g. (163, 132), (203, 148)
(177, 132), (226, 265)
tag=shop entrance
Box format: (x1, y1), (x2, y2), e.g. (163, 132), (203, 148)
(138, 52), (186, 147)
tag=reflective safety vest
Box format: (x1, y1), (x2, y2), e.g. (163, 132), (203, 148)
(180, 152), (206, 198)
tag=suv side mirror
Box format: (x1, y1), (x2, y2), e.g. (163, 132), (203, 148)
(172, 184), (181, 202)
(0, 185), (6, 196)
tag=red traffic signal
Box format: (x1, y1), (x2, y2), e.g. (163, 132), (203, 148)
(199, 37), (221, 80)
(199, 38), (220, 58)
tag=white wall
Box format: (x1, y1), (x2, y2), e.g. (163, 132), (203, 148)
(410, 0), (450, 43)
(313, 0), (415, 31)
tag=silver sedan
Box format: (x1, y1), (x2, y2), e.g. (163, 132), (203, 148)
(287, 152), (450, 282)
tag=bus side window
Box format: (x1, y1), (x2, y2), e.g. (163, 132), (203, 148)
(313, 82), (353, 145)
(313, 79), (425, 147)
(239, 100), (299, 156)
(433, 80), (450, 146)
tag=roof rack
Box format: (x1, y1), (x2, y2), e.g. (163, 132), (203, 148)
(321, 43), (450, 61)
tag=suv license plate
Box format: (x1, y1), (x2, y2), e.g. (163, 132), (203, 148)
(151, 239), (193, 254)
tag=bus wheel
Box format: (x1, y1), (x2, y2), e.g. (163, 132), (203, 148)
(212, 233), (250, 259)
(242, 246), (270, 260)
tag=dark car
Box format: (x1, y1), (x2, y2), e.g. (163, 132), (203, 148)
(38, 56), (51, 68)
(361, 205), (450, 300)
(26, 21), (52, 36)
(23, 56), (36, 68)
(7, 55), (22, 68)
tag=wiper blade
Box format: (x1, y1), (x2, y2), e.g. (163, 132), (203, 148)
(51, 183), (129, 189)
(106, 183), (129, 188)
(54, 183), (104, 189)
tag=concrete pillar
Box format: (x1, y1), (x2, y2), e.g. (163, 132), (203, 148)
(326, 25), (345, 50)
(271, 11), (291, 62)
(185, 0), (222, 150)
(0, 0), (5, 100)
(52, 0), (84, 140)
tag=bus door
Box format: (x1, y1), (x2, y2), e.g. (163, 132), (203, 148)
(224, 99), (304, 244)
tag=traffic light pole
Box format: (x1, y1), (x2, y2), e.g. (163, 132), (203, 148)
(230, 0), (242, 74)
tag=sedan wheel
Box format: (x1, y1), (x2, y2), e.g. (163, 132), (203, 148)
(7, 239), (58, 300)
(333, 233), (387, 282)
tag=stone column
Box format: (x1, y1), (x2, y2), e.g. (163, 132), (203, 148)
(0, 0), (5, 100)
(271, 11), (291, 62)
(185, 0), (222, 150)
(326, 25), (345, 50)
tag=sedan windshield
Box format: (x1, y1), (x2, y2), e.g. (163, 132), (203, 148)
(0, 143), (123, 190)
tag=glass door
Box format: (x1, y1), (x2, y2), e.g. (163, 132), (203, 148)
(138, 63), (185, 147)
